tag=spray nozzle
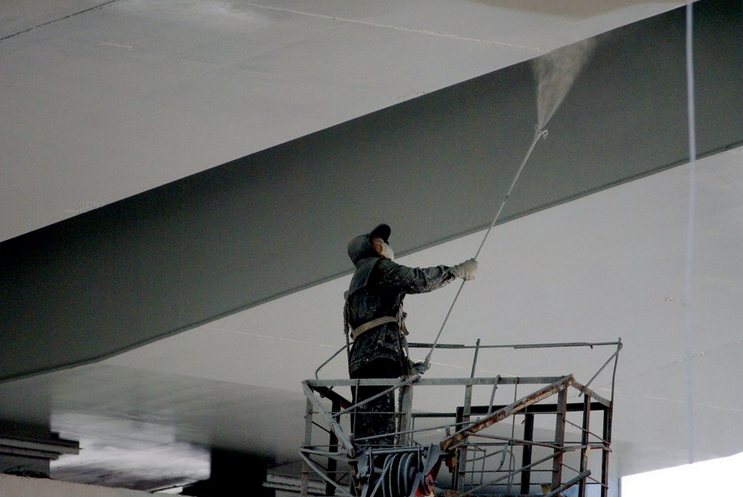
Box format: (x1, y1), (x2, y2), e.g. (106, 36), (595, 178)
(534, 125), (548, 140)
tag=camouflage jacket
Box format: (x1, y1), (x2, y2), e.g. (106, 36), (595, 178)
(345, 257), (455, 376)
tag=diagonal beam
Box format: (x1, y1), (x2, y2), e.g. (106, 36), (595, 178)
(440, 375), (574, 451)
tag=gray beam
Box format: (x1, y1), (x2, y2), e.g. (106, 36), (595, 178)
(1, 0), (741, 382)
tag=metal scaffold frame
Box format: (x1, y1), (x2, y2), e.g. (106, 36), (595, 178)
(300, 339), (621, 497)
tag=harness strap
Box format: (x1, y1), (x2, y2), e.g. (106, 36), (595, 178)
(350, 316), (397, 340)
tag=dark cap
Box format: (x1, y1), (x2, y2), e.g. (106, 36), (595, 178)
(368, 223), (391, 243)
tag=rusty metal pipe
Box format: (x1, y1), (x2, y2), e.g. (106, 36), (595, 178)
(440, 375), (573, 452)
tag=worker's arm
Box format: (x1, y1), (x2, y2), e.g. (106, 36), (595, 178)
(374, 259), (456, 294)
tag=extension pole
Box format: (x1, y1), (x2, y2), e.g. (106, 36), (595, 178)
(424, 126), (548, 368)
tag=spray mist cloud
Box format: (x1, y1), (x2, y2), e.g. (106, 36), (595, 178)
(533, 39), (596, 129)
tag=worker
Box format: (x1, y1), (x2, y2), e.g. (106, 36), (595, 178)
(344, 223), (477, 446)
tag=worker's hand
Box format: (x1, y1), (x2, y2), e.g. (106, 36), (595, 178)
(407, 359), (430, 375)
(415, 361), (431, 374)
(450, 258), (478, 281)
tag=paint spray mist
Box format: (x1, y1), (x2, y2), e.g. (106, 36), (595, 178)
(533, 38), (596, 129)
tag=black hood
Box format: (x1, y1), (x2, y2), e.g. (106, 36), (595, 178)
(347, 223), (390, 265)
(347, 235), (378, 265)
(347, 224), (391, 297)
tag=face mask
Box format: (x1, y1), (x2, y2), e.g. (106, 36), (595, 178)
(380, 242), (395, 261)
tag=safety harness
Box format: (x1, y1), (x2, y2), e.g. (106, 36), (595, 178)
(350, 316), (397, 340)
(344, 302), (411, 373)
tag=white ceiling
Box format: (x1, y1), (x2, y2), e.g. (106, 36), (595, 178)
(6, 0), (743, 492)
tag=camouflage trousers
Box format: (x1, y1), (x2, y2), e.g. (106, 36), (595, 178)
(350, 358), (402, 447)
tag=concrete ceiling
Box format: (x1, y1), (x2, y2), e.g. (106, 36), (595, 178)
(3, 0), (743, 493)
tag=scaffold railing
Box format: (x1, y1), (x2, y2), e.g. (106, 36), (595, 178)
(300, 339), (621, 497)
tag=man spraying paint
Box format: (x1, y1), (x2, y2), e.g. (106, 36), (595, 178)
(344, 223), (477, 446)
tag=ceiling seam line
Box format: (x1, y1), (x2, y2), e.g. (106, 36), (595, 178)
(202, 326), (339, 348)
(0, 0), (124, 44)
(245, 2), (545, 52)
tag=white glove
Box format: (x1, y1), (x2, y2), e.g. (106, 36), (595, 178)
(450, 258), (478, 281)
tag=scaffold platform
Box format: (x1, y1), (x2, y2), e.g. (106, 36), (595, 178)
(300, 340), (621, 497)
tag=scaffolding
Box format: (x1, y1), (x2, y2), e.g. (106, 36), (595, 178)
(299, 339), (621, 497)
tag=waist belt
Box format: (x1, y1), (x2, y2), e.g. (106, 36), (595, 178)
(351, 316), (397, 340)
